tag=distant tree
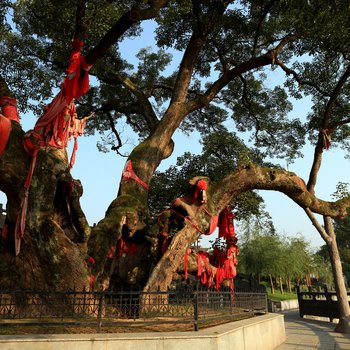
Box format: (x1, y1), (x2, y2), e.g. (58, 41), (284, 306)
(240, 233), (284, 294)
(311, 252), (333, 287)
(284, 236), (313, 291)
(240, 232), (320, 294)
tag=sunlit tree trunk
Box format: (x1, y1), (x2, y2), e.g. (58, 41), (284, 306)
(279, 276), (284, 294)
(305, 209), (350, 333)
(324, 217), (350, 333)
(269, 274), (275, 294)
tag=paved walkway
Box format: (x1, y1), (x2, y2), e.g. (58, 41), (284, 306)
(276, 310), (350, 349)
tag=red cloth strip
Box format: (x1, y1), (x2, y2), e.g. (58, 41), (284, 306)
(0, 96), (20, 123)
(0, 115), (11, 156)
(122, 160), (149, 190)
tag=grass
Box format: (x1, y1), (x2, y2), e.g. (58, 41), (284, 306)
(268, 290), (297, 301)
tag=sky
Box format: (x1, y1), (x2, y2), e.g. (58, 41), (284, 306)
(1, 19), (350, 251)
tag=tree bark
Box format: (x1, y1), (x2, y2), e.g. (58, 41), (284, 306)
(324, 217), (350, 333)
(279, 276), (284, 294)
(0, 122), (90, 290)
(304, 208), (350, 332)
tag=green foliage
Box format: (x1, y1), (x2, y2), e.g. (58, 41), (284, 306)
(149, 129), (267, 218)
(310, 252), (333, 286)
(331, 182), (350, 201)
(239, 233), (285, 277)
(0, 1), (11, 36)
(3, 0), (350, 161)
(238, 211), (276, 239)
(239, 230), (330, 286)
(0, 0), (136, 113)
(267, 290), (297, 302)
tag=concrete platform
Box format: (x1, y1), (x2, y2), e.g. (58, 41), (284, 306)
(0, 313), (285, 350)
(269, 299), (299, 312)
(276, 310), (350, 350)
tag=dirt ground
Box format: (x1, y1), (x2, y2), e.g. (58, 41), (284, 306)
(0, 314), (254, 335)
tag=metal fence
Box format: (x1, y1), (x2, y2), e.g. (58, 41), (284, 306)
(297, 285), (350, 322)
(0, 286), (267, 331)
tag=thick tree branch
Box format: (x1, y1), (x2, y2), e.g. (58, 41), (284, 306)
(150, 5), (229, 157)
(211, 165), (350, 220)
(332, 117), (350, 129)
(185, 33), (300, 114)
(74, 0), (88, 40)
(84, 1), (169, 65)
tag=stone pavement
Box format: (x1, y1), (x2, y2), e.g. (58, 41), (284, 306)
(276, 310), (350, 349)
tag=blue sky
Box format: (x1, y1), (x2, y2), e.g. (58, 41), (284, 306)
(1, 19), (350, 251)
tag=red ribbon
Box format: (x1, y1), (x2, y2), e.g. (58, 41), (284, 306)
(86, 256), (95, 291)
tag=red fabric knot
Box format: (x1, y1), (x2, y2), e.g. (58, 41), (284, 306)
(218, 207), (235, 239)
(86, 256), (95, 291)
(71, 38), (84, 52)
(208, 215), (218, 234)
(0, 114), (11, 156)
(117, 237), (138, 257)
(0, 96), (20, 123)
(23, 130), (45, 155)
(107, 246), (116, 259)
(14, 37), (92, 255)
(194, 179), (207, 203)
(86, 256), (95, 266)
(122, 160), (149, 190)
(89, 274), (95, 290)
(196, 180), (207, 190)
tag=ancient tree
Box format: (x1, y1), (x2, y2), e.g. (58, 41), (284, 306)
(1, 0), (350, 332)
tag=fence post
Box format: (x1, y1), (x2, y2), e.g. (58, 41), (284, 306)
(82, 286), (87, 314)
(193, 285), (199, 331)
(97, 290), (104, 331)
(296, 285), (303, 318)
(72, 286), (76, 316)
(324, 285), (333, 322)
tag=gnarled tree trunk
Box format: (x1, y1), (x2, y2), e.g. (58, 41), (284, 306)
(0, 121), (90, 290)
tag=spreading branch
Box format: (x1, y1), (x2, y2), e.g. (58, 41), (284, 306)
(185, 33), (300, 114)
(84, 1), (169, 65)
(212, 165), (350, 220)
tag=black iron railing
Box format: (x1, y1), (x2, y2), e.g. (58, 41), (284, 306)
(297, 285), (350, 322)
(0, 286), (267, 331)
